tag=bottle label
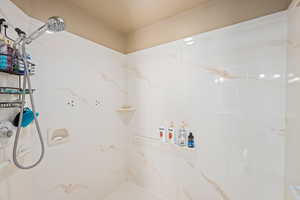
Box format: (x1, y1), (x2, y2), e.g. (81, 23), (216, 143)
(188, 141), (195, 148)
(159, 127), (166, 143)
(167, 128), (175, 144)
(178, 129), (187, 146)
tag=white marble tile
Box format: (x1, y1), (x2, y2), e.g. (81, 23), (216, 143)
(127, 12), (287, 200)
(286, 4), (300, 200)
(0, 1), (290, 200)
(103, 181), (165, 200)
(0, 1), (129, 200)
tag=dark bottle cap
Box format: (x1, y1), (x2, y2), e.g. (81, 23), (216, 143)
(188, 132), (194, 139)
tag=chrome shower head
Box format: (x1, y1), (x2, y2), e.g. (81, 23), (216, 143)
(21, 16), (65, 45)
(46, 16), (65, 33)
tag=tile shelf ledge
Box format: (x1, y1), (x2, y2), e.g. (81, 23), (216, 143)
(134, 135), (197, 152)
(161, 142), (197, 152)
(116, 106), (136, 112)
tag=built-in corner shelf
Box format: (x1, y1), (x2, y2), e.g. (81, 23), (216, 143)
(117, 105), (136, 112)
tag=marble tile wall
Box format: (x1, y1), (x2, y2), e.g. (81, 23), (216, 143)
(0, 0), (129, 200)
(0, 1), (290, 200)
(286, 3), (300, 200)
(0, 2), (35, 200)
(126, 12), (287, 200)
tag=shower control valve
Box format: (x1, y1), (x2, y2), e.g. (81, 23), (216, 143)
(0, 121), (14, 138)
(0, 129), (13, 138)
(0, 127), (13, 138)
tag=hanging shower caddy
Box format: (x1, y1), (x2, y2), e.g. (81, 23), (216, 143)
(0, 17), (36, 109)
(0, 17), (40, 170)
(0, 52), (36, 108)
(0, 21), (36, 170)
(0, 16), (65, 169)
(0, 22), (34, 107)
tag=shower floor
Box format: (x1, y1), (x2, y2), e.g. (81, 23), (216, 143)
(104, 182), (164, 200)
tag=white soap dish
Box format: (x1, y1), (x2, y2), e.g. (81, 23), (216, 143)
(47, 128), (70, 147)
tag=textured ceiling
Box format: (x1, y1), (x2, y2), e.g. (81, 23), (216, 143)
(64, 0), (209, 33)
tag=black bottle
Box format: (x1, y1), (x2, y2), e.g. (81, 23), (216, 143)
(187, 132), (194, 148)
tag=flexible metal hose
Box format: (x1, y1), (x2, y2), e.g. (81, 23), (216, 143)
(12, 42), (45, 169)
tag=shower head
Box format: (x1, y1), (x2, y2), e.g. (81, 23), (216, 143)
(46, 16), (65, 33)
(23, 16), (65, 45)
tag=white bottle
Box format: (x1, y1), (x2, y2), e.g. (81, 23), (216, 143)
(177, 121), (187, 147)
(159, 127), (167, 143)
(167, 121), (176, 144)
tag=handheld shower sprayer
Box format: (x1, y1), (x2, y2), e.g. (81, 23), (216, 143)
(13, 16), (65, 170)
(26, 16), (65, 44)
(15, 16), (65, 45)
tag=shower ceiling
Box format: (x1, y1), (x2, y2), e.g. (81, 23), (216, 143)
(64, 0), (209, 33)
(11, 0), (291, 53)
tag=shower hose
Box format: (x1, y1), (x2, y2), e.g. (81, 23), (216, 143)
(12, 42), (45, 169)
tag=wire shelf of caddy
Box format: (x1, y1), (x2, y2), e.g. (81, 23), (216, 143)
(0, 37), (36, 109)
(0, 53), (36, 76)
(0, 52), (36, 109)
(0, 100), (23, 108)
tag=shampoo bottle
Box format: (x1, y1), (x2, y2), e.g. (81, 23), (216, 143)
(177, 121), (187, 147)
(187, 132), (195, 148)
(159, 127), (166, 143)
(167, 121), (176, 144)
